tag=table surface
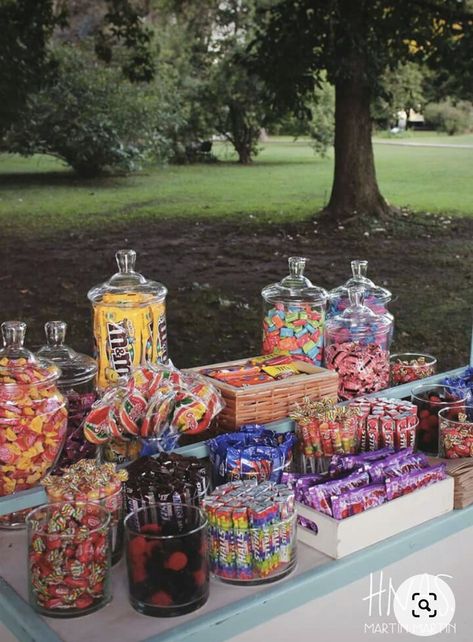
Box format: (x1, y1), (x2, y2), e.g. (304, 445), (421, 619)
(0, 365), (471, 642)
(2, 504), (473, 642)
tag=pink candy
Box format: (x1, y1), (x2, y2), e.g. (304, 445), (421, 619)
(324, 342), (390, 400)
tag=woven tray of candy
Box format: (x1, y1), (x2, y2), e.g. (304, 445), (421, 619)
(187, 355), (338, 431)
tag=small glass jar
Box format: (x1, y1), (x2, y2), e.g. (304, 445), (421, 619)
(37, 321), (98, 469)
(261, 257), (328, 365)
(42, 459), (126, 566)
(328, 260), (392, 320)
(324, 287), (392, 400)
(125, 503), (209, 617)
(390, 353), (437, 386)
(0, 321), (68, 529)
(209, 511), (297, 585)
(439, 406), (473, 458)
(27, 502), (112, 617)
(412, 384), (467, 454)
(88, 249), (168, 390)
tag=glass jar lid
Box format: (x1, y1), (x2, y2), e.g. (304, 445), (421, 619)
(36, 321), (98, 387)
(0, 320), (60, 386)
(261, 257), (328, 305)
(329, 260), (391, 305)
(326, 287), (392, 338)
(87, 249), (168, 305)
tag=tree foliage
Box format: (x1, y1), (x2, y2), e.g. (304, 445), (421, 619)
(5, 46), (163, 176)
(0, 0), (64, 136)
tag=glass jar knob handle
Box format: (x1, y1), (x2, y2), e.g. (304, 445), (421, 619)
(288, 256), (307, 278)
(348, 286), (365, 308)
(116, 249), (137, 273)
(45, 320), (67, 346)
(1, 320), (27, 349)
(351, 260), (368, 278)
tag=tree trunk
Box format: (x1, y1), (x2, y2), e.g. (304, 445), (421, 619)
(236, 144), (252, 164)
(323, 62), (393, 222)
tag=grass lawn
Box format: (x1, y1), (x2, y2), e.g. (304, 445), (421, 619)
(0, 133), (472, 236)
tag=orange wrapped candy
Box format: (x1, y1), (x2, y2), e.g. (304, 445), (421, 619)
(0, 321), (68, 528)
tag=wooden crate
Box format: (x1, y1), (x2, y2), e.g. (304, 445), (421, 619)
(187, 357), (338, 431)
(297, 476), (454, 559)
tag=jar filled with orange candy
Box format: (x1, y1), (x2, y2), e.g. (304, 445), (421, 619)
(0, 321), (68, 528)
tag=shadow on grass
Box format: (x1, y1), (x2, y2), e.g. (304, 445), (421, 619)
(0, 170), (130, 189)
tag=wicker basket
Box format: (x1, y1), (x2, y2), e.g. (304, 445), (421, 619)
(187, 358), (338, 431)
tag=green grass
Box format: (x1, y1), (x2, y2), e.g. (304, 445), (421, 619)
(1, 132), (472, 235)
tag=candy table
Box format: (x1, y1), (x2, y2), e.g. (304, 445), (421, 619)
(1, 367), (472, 642)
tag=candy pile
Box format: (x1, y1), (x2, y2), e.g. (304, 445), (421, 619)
(83, 364), (223, 449)
(42, 459), (128, 501)
(200, 354), (307, 388)
(324, 342), (390, 399)
(126, 503), (209, 616)
(439, 411), (473, 459)
(292, 448), (446, 520)
(125, 454), (208, 515)
(203, 480), (296, 582)
(28, 502), (111, 615)
(208, 424), (296, 485)
(54, 391), (97, 470)
(291, 398), (359, 459)
(42, 460), (128, 564)
(262, 303), (324, 365)
(390, 355), (436, 386)
(349, 397), (418, 451)
(0, 358), (68, 498)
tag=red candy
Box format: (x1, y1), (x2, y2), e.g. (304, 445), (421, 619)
(324, 342), (390, 400)
(165, 551), (188, 571)
(28, 503), (111, 615)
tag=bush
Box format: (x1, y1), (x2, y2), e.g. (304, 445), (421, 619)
(4, 46), (165, 176)
(424, 98), (473, 135)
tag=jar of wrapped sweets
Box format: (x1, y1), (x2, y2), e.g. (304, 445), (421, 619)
(0, 321), (68, 528)
(88, 249), (168, 390)
(324, 287), (392, 400)
(261, 257), (328, 365)
(37, 320), (97, 470)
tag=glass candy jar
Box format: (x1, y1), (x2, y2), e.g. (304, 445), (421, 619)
(261, 257), (328, 365)
(0, 321), (68, 528)
(37, 321), (97, 470)
(328, 260), (392, 320)
(324, 287), (392, 400)
(88, 249), (168, 390)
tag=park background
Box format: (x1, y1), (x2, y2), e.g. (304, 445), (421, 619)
(1, 0), (472, 372)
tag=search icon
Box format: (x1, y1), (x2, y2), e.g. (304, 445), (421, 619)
(418, 599), (431, 612)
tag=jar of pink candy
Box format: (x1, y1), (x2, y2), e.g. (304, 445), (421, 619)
(37, 321), (98, 470)
(261, 257), (328, 366)
(324, 286), (392, 400)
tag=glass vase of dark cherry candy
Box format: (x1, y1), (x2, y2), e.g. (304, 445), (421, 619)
(125, 503), (209, 617)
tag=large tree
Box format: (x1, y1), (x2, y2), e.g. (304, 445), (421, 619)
(253, 0), (473, 222)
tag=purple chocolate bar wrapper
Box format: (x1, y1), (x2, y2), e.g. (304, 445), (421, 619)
(331, 484), (386, 520)
(328, 447), (396, 477)
(306, 470), (370, 516)
(385, 464), (446, 501)
(370, 452), (429, 484)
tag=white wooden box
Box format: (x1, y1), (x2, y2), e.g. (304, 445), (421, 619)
(297, 477), (454, 559)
